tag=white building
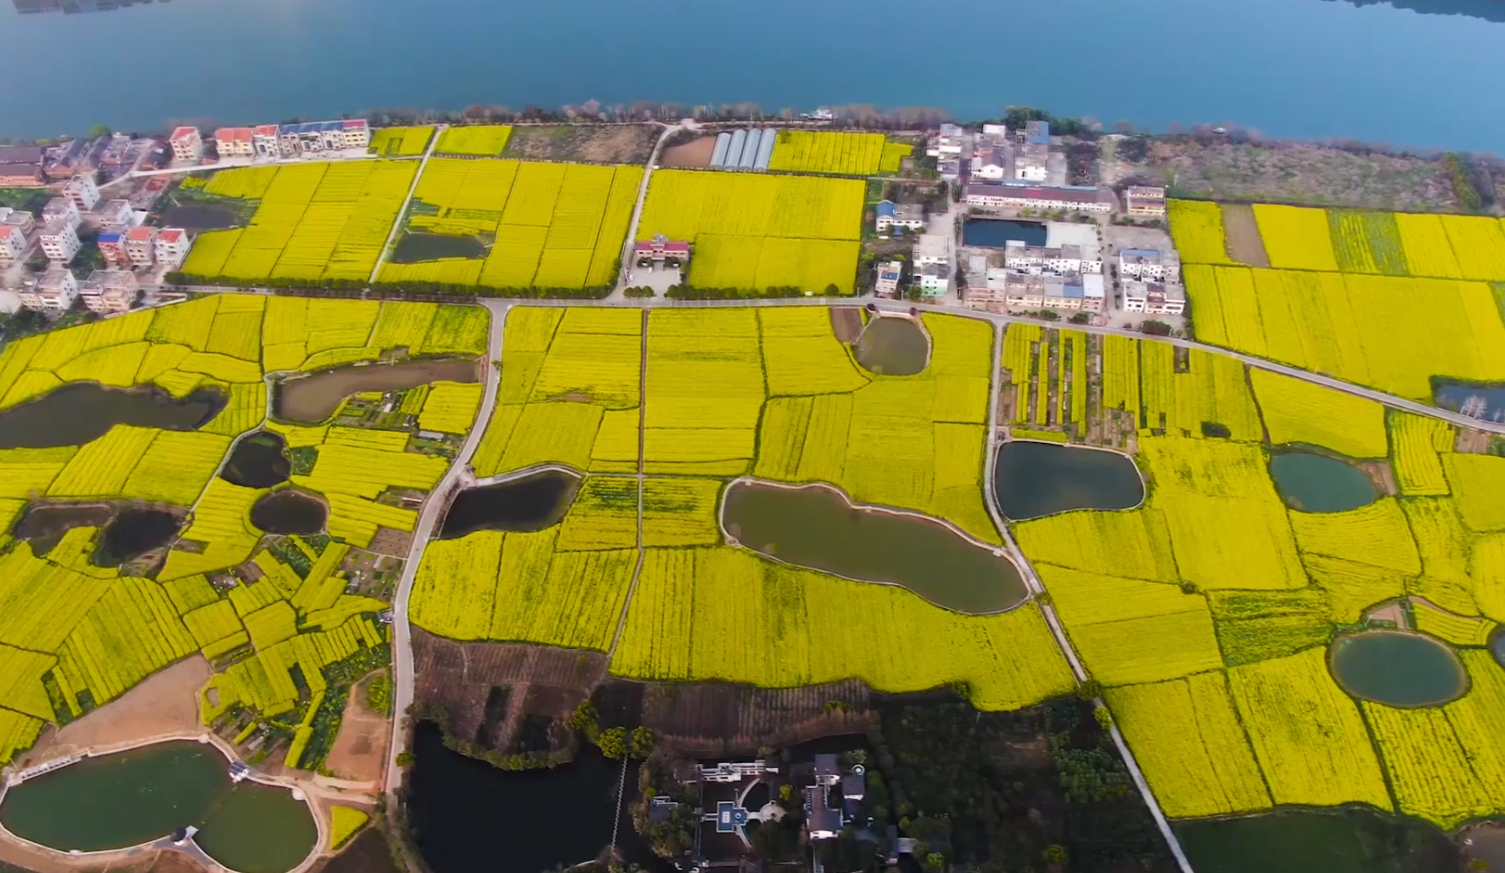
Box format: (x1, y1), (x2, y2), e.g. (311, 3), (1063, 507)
(1123, 279), (1186, 315)
(0, 207), (36, 235)
(39, 219), (81, 263)
(1119, 249), (1181, 283)
(42, 197), (81, 229)
(1014, 143), (1050, 182)
(913, 233), (950, 268)
(1004, 244), (1102, 276)
(874, 200), (926, 234)
(964, 184), (1114, 213)
(971, 146), (1012, 181)
(79, 269), (138, 313)
(88, 199), (135, 232)
(926, 123), (969, 159)
(63, 174), (100, 212)
(874, 260), (903, 298)
(253, 125), (282, 158)
(20, 265), (78, 311)
(1125, 186), (1167, 218)
(975, 270), (1105, 312)
(214, 127), (255, 158)
(0, 224), (26, 264)
(124, 225), (157, 267)
(916, 262), (950, 295)
(154, 228), (191, 268)
(170, 126), (203, 163)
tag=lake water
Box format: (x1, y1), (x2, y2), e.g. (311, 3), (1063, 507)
(0, 384), (224, 449)
(1268, 450), (1377, 513)
(993, 441), (1144, 520)
(721, 479), (1027, 614)
(2, 0), (1503, 151)
(273, 358), (477, 423)
(963, 219), (1048, 249)
(1328, 631), (1467, 707)
(853, 317), (929, 376)
(439, 470), (581, 538)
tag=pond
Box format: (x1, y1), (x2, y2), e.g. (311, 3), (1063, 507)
(11, 502), (113, 545)
(1492, 627), (1505, 668)
(1432, 381), (1505, 422)
(220, 431), (290, 488)
(1268, 451), (1377, 513)
(250, 490), (327, 535)
(274, 358), (478, 423)
(0, 384), (225, 450)
(0, 741), (315, 873)
(1329, 631), (1467, 707)
(406, 722), (619, 873)
(853, 317), (929, 376)
(161, 204), (240, 231)
(993, 441), (1144, 520)
(97, 508), (183, 567)
(439, 470), (582, 539)
(721, 480), (1027, 614)
(390, 232), (487, 264)
(962, 218), (1047, 248)
(1461, 824), (1505, 873)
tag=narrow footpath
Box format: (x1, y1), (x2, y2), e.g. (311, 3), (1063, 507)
(367, 124), (445, 285)
(606, 309), (652, 657)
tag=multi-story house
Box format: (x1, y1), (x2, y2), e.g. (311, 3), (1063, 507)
(1118, 248), (1181, 283)
(170, 126), (203, 162)
(79, 269), (138, 313)
(20, 264), (78, 311)
(154, 228), (191, 268)
(63, 173), (100, 211)
(97, 230), (127, 266)
(1124, 186), (1168, 218)
(1123, 279), (1186, 315)
(964, 183), (1114, 213)
(42, 196), (81, 229)
(874, 200), (926, 234)
(1004, 244), (1103, 276)
(39, 219), (81, 262)
(88, 198), (135, 232)
(0, 224), (27, 264)
(124, 225), (157, 267)
(214, 127), (256, 158)
(253, 124), (282, 159)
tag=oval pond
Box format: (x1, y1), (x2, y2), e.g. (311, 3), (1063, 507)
(97, 508), (183, 567)
(440, 470), (582, 539)
(274, 358), (478, 423)
(0, 741), (315, 873)
(853, 317), (929, 376)
(1329, 631), (1467, 707)
(993, 441), (1144, 520)
(1269, 451), (1377, 513)
(250, 490), (328, 535)
(722, 480), (1026, 614)
(391, 232), (486, 264)
(221, 431), (291, 488)
(0, 384), (225, 450)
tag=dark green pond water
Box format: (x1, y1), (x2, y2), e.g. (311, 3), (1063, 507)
(993, 441), (1143, 520)
(391, 232), (486, 263)
(1329, 631), (1467, 707)
(0, 741), (315, 872)
(0, 384), (225, 449)
(1269, 451), (1377, 513)
(1491, 628), (1505, 667)
(721, 480), (1026, 614)
(853, 317), (928, 376)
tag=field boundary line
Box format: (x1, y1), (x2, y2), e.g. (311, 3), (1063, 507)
(607, 308), (651, 659)
(367, 123), (444, 284)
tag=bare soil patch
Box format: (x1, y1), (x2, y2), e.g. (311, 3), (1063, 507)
(829, 307), (864, 343)
(1220, 203), (1270, 266)
(311, 830), (399, 873)
(323, 683), (388, 785)
(503, 125), (658, 165)
(1361, 460), (1398, 496)
(661, 136), (716, 169)
(20, 657), (210, 765)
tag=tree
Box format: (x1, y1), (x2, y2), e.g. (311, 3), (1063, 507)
(1094, 706), (1113, 730)
(629, 726), (655, 758)
(566, 700), (599, 737)
(395, 751), (415, 767)
(1068, 312), (1090, 324)
(1043, 844), (1068, 866)
(1140, 320), (1173, 336)
(597, 726), (627, 759)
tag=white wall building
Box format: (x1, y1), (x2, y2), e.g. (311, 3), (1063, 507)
(1004, 244), (1102, 276)
(874, 200), (926, 233)
(913, 233), (950, 268)
(63, 174), (100, 212)
(964, 184), (1114, 213)
(39, 220), (81, 263)
(1119, 249), (1181, 283)
(916, 262), (950, 295)
(170, 127), (203, 162)
(42, 197), (81, 229)
(1123, 279), (1186, 315)
(154, 228), (191, 268)
(124, 226), (157, 267)
(1124, 186), (1168, 217)
(88, 199), (135, 232)
(0, 224), (26, 264)
(79, 269), (138, 313)
(874, 260), (903, 297)
(21, 265), (78, 311)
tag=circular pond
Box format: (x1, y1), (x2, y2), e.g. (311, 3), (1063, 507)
(97, 508), (183, 566)
(1269, 451), (1376, 513)
(250, 489), (327, 535)
(993, 441), (1144, 520)
(0, 741), (315, 873)
(1329, 631), (1467, 707)
(220, 431), (291, 488)
(853, 317), (929, 376)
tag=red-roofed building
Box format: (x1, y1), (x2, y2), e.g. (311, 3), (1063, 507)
(0, 224), (27, 264)
(214, 127), (255, 158)
(252, 124), (281, 158)
(169, 126), (203, 162)
(340, 119), (371, 149)
(125, 225), (157, 267)
(154, 227), (191, 268)
(634, 233), (691, 265)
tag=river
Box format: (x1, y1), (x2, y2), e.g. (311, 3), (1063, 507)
(2, 0), (1504, 151)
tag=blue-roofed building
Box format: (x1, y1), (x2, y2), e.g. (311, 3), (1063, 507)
(875, 259), (903, 297)
(714, 801), (750, 833)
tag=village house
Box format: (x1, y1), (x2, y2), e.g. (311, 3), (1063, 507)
(874, 200), (926, 233)
(154, 228), (192, 268)
(1004, 243), (1103, 276)
(42, 197), (81, 229)
(214, 127), (256, 158)
(0, 225), (27, 265)
(79, 269), (139, 313)
(1118, 248), (1181, 283)
(874, 259), (903, 297)
(124, 226), (157, 267)
(1124, 185), (1168, 218)
(87, 198), (136, 232)
(169, 126), (204, 162)
(39, 220), (81, 263)
(21, 264), (78, 311)
(63, 173), (101, 212)
(97, 230), (127, 267)
(1123, 279), (1187, 315)
(965, 183), (1114, 213)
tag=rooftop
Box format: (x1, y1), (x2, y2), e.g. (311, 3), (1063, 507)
(254, 124), (280, 136)
(158, 228), (186, 242)
(125, 226), (157, 241)
(0, 225), (20, 240)
(170, 126), (200, 143)
(98, 231), (124, 243)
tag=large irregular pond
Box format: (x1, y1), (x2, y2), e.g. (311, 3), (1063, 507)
(993, 441), (1144, 520)
(391, 232), (486, 263)
(250, 489), (328, 535)
(853, 317), (929, 376)
(220, 431), (291, 488)
(0, 741), (315, 873)
(1329, 631), (1467, 707)
(0, 384), (225, 449)
(1433, 381), (1505, 422)
(722, 480), (1026, 614)
(274, 358), (478, 423)
(439, 470), (582, 539)
(1268, 450), (1377, 513)
(97, 508), (184, 566)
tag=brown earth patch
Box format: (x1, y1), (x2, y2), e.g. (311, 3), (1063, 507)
(830, 307), (864, 343)
(1220, 203), (1270, 267)
(323, 682), (388, 785)
(502, 125), (659, 165)
(311, 829), (400, 873)
(1361, 460), (1398, 496)
(20, 657), (210, 766)
(661, 136), (716, 169)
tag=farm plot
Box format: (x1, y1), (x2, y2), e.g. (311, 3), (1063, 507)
(369, 126), (435, 157)
(767, 130), (888, 175)
(434, 125), (513, 156)
(376, 158), (642, 291)
(635, 170), (863, 292)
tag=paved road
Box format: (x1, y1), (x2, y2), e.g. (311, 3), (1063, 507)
(383, 299), (507, 810)
(368, 125), (444, 284)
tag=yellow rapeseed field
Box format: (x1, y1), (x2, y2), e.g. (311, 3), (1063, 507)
(1250, 369), (1388, 458)
(1167, 200), (1237, 265)
(1390, 412), (1453, 496)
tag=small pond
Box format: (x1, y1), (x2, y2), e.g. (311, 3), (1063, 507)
(250, 489), (327, 535)
(0, 741), (315, 873)
(993, 441), (1144, 520)
(1268, 450), (1377, 513)
(97, 508), (182, 566)
(1433, 381), (1505, 422)
(440, 470), (582, 539)
(1329, 631), (1467, 707)
(274, 358), (478, 423)
(220, 431), (290, 488)
(391, 232), (487, 264)
(0, 384), (225, 450)
(1462, 824), (1505, 873)
(962, 218), (1047, 248)
(722, 480), (1027, 614)
(1491, 627), (1505, 668)
(12, 502), (113, 544)
(853, 317), (929, 376)
(161, 204), (240, 231)
(406, 722), (619, 873)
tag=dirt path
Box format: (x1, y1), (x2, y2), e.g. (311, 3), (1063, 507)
(20, 657), (210, 766)
(1219, 204), (1270, 267)
(323, 680), (389, 789)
